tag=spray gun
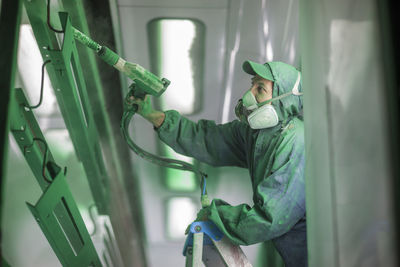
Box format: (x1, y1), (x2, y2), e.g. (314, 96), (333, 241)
(72, 27), (209, 207)
(72, 27), (170, 108)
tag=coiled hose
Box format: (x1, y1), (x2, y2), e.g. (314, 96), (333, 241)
(120, 103), (210, 207)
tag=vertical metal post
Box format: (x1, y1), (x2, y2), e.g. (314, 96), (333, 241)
(22, 3), (110, 214)
(0, 0), (22, 221)
(27, 172), (102, 266)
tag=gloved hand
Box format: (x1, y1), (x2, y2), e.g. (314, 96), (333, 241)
(123, 84), (166, 128)
(126, 94), (154, 117)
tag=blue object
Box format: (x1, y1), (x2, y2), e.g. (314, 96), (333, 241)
(182, 221), (224, 256)
(202, 176), (206, 196)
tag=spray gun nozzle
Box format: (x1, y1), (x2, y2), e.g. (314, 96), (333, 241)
(162, 78), (171, 88)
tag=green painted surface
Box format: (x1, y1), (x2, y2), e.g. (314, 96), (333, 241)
(63, 2), (148, 263)
(11, 1), (146, 266)
(22, 7), (110, 214)
(27, 171), (101, 266)
(0, 0), (22, 227)
(52, 12), (109, 213)
(9, 88), (55, 189)
(9, 88), (101, 266)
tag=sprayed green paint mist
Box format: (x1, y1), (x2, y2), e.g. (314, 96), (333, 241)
(72, 27), (101, 52)
(72, 26), (168, 97)
(122, 61), (167, 96)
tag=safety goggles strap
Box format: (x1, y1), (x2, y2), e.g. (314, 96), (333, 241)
(256, 72), (302, 108)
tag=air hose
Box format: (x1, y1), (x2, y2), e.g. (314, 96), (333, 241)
(120, 88), (210, 207)
(72, 26), (210, 207)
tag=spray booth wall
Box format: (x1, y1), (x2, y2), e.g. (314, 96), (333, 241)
(301, 0), (398, 266)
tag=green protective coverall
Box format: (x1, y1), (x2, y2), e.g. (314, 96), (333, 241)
(156, 62), (305, 246)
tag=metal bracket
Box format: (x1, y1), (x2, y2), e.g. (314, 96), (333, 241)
(27, 171), (102, 266)
(13, 6), (110, 214)
(40, 11), (110, 214)
(10, 88), (56, 189)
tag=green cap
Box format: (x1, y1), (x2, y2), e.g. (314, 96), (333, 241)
(242, 60), (274, 81)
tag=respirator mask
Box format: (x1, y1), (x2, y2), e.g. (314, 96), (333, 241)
(235, 72), (302, 129)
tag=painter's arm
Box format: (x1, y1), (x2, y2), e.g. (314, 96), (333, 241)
(128, 95), (165, 128)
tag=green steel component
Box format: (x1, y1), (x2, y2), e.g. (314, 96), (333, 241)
(9, 88), (56, 189)
(48, 12), (109, 214)
(27, 171), (102, 267)
(24, 2), (147, 265)
(24, 2), (147, 266)
(0, 0), (22, 223)
(9, 88), (98, 261)
(23, 5), (109, 214)
(62, 3), (147, 265)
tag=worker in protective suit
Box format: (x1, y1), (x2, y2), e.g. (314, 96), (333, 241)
(131, 60), (307, 267)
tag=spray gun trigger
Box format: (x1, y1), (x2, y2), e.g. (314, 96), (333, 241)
(129, 82), (147, 100)
(123, 84), (138, 113)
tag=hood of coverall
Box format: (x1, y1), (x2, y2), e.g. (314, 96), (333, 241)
(267, 61), (303, 122)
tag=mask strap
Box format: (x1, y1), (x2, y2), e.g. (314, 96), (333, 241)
(292, 72), (303, 96)
(256, 72), (302, 107)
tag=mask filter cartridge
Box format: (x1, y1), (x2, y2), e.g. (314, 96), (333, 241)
(247, 104), (279, 129)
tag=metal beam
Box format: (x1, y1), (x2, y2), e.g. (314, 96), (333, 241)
(23, 0), (109, 214)
(57, 1), (148, 265)
(0, 0), (22, 224)
(9, 88), (56, 189)
(27, 171), (102, 266)
(23, 1), (147, 265)
(9, 88), (100, 259)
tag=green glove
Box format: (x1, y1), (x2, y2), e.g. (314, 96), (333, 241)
(185, 207), (211, 234)
(125, 93), (155, 117)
